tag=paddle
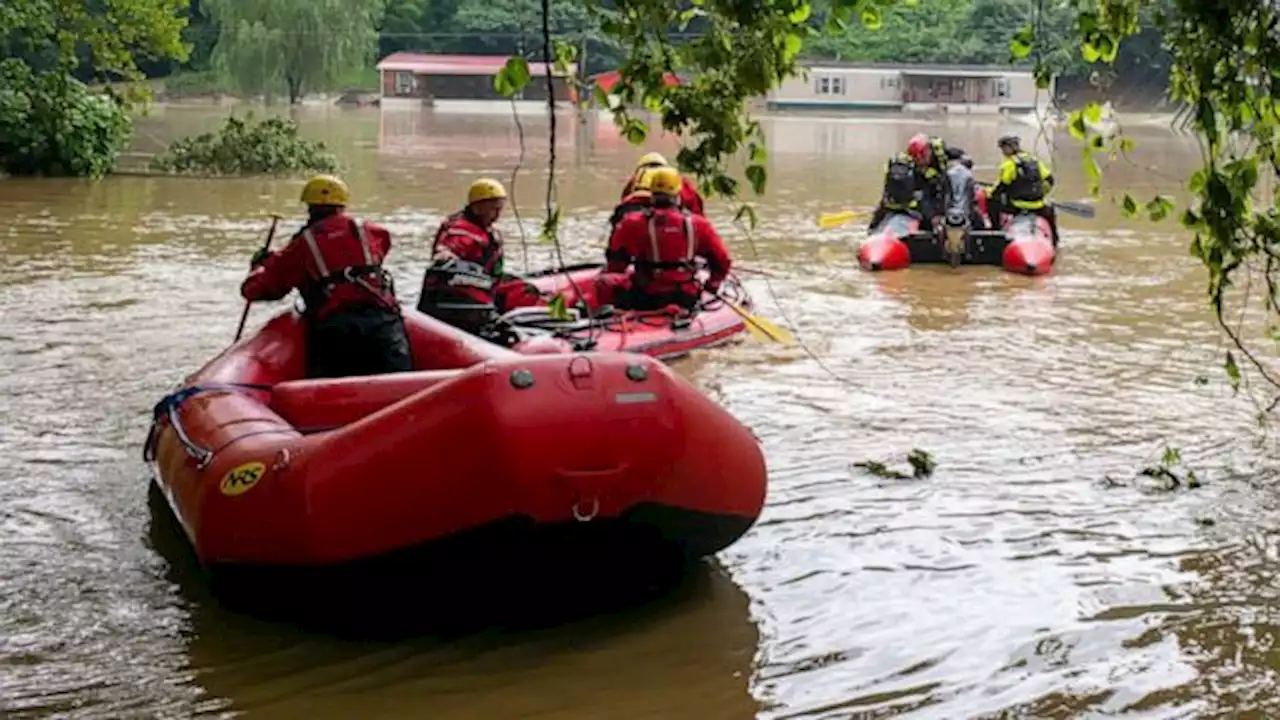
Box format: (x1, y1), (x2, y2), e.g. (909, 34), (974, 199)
(733, 266), (780, 278)
(717, 294), (796, 345)
(1048, 200), (1096, 218)
(975, 180), (1096, 219)
(816, 210), (870, 230)
(234, 214), (283, 343)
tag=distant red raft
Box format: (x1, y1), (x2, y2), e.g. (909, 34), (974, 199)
(143, 310), (767, 571)
(505, 263), (752, 361)
(857, 211), (1055, 276)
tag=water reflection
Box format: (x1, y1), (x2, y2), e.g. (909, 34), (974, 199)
(145, 485), (761, 719)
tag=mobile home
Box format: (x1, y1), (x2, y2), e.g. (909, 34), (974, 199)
(766, 62), (1052, 115)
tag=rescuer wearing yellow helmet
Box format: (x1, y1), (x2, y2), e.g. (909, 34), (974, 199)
(618, 151), (707, 216)
(601, 164), (734, 312)
(417, 178), (545, 333)
(240, 173), (412, 378)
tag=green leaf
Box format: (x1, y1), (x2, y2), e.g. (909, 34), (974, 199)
(745, 163), (767, 195)
(1009, 25), (1034, 60)
(1081, 42), (1101, 63)
(748, 142), (768, 164)
(859, 5), (882, 31)
(1119, 137), (1136, 154)
(1225, 350), (1241, 392)
(1161, 446), (1181, 467)
(1083, 102), (1103, 125)
(788, 3), (812, 23)
(494, 57), (532, 98)
(621, 117), (648, 145)
(784, 34), (803, 62)
(548, 294), (572, 321)
(1080, 147), (1101, 196)
(733, 203), (758, 231)
(1068, 111), (1087, 140)
(1120, 194), (1138, 218)
(1146, 195), (1175, 222)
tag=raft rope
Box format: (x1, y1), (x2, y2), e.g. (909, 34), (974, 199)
(142, 382), (271, 467)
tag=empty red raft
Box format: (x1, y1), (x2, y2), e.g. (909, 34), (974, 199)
(504, 263), (751, 361)
(143, 309), (767, 571)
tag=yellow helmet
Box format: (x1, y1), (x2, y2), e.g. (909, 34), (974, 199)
(300, 174), (350, 206)
(647, 166), (683, 196)
(467, 178), (507, 205)
(636, 152), (668, 169)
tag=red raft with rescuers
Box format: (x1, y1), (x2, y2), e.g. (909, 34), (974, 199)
(500, 262), (752, 361)
(143, 309), (768, 575)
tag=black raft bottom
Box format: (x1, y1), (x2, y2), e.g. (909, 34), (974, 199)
(147, 483), (756, 637)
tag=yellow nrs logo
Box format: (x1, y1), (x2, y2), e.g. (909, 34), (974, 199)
(219, 462), (266, 496)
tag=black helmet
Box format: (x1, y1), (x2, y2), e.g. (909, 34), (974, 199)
(998, 134), (1021, 148)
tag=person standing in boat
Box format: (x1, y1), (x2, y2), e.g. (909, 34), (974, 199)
(986, 134), (1059, 247)
(602, 166), (732, 312)
(620, 152), (706, 217)
(906, 133), (970, 225)
(418, 178), (542, 332)
(241, 174), (413, 378)
(866, 150), (926, 231)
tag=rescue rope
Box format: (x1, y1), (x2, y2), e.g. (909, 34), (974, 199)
(142, 382), (271, 467)
(734, 215), (864, 389)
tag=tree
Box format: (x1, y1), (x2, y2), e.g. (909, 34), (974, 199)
(206, 0), (384, 104)
(0, 0), (190, 176)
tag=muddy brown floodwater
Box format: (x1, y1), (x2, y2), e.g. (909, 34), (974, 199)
(3, 104), (1280, 719)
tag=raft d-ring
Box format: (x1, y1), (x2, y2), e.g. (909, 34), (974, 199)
(572, 496), (600, 523)
(272, 448), (291, 471)
(195, 450), (215, 471)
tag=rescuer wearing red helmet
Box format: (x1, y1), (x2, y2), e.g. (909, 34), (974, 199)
(604, 166), (731, 311)
(905, 133), (969, 221)
(241, 174), (412, 379)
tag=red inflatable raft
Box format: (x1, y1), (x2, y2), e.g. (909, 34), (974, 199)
(143, 310), (767, 573)
(997, 211), (1056, 276)
(856, 210), (1055, 276)
(503, 263), (751, 361)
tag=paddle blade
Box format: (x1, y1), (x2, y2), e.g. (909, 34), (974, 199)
(817, 210), (866, 230)
(720, 298), (796, 345)
(1053, 200), (1096, 219)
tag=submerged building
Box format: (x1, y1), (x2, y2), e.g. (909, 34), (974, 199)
(765, 61), (1052, 115)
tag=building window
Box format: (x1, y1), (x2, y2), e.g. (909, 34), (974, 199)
(996, 78), (1010, 98)
(395, 71), (414, 95)
(879, 76), (899, 89)
(814, 75), (846, 95)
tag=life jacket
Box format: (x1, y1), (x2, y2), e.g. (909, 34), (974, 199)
(1006, 152), (1046, 203)
(884, 153), (918, 208)
(297, 215), (395, 318)
(632, 207), (698, 294)
(610, 192), (652, 227)
(428, 212), (503, 292)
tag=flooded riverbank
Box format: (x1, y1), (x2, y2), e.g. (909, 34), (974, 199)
(3, 105), (1278, 718)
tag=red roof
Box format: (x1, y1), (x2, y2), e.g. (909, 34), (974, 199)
(375, 52), (575, 77)
(590, 70), (681, 93)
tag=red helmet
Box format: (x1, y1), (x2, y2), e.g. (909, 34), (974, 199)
(907, 134), (931, 164)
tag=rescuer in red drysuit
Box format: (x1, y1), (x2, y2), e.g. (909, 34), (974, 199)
(620, 151), (706, 217)
(417, 178), (544, 334)
(599, 166), (732, 311)
(241, 174), (412, 379)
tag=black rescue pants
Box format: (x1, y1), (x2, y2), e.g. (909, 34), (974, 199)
(307, 305), (413, 379)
